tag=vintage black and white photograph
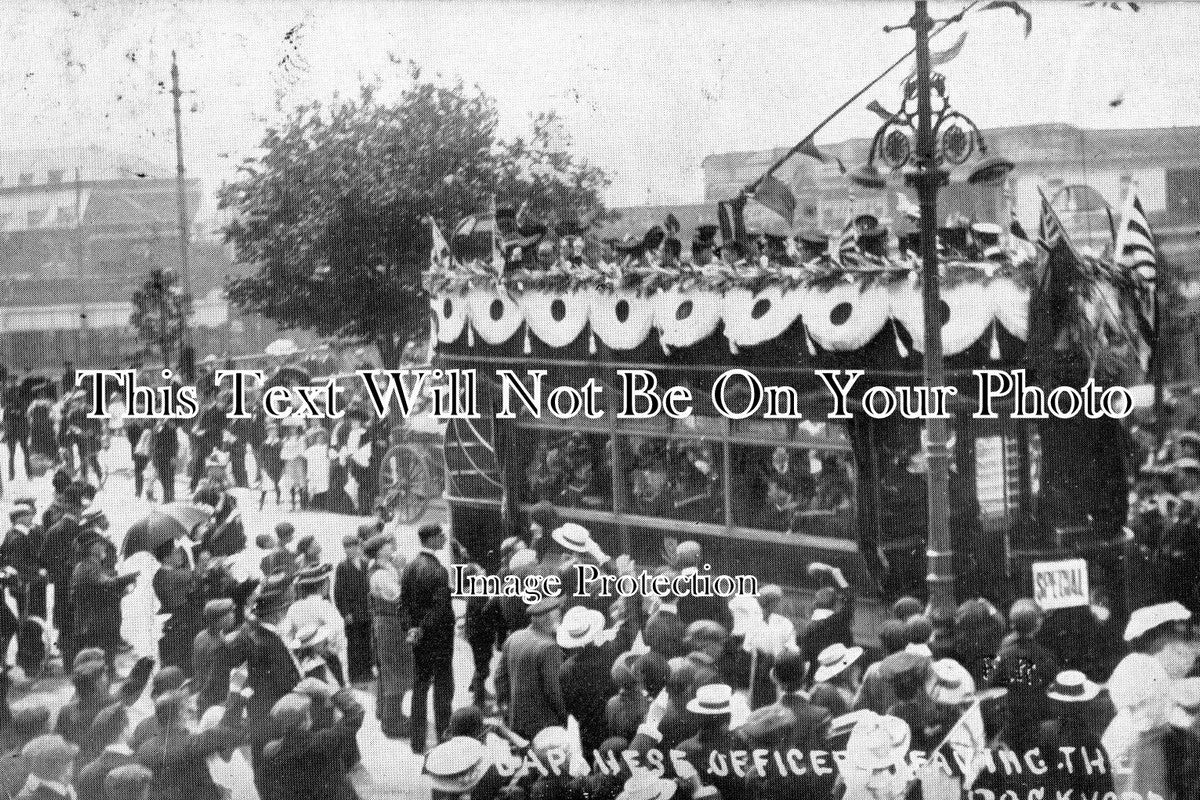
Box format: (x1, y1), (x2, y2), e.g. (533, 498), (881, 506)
(0, 2), (1195, 799)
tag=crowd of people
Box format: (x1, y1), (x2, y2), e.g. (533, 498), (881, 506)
(0, 358), (393, 514)
(0, 362), (1194, 800)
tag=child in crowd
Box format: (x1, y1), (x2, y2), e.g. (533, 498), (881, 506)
(280, 426), (307, 511)
(258, 422), (284, 510)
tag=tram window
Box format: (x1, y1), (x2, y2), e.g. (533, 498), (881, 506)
(729, 445), (854, 533)
(520, 429), (612, 510)
(623, 435), (723, 524)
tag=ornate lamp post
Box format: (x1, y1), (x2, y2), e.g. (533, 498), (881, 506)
(850, 0), (1013, 634)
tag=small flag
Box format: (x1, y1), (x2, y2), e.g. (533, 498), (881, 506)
(907, 30), (969, 81)
(1010, 205), (1030, 241)
(1037, 188), (1076, 256)
(835, 218), (858, 264)
(797, 139), (829, 165)
(426, 217), (451, 267)
(753, 174), (796, 226)
(718, 194), (748, 248)
(1114, 188), (1158, 339)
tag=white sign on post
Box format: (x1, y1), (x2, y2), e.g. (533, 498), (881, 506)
(1031, 558), (1090, 610)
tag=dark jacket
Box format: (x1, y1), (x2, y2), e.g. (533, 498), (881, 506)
(70, 558), (136, 649)
(135, 701), (244, 800)
(260, 548), (298, 579)
(255, 689), (364, 800)
(226, 621), (301, 743)
(495, 627), (566, 738)
(333, 559), (370, 625)
(399, 551), (455, 657)
(774, 691), (833, 752)
(643, 609), (686, 660)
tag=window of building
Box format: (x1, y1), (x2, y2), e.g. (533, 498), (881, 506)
(57, 207), (75, 225)
(47, 170), (63, 185)
(18, 173), (33, 187)
(27, 210), (44, 228)
(1167, 168), (1200, 224)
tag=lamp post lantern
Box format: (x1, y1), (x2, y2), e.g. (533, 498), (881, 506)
(851, 0), (1013, 637)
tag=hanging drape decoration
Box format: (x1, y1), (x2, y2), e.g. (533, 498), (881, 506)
(888, 276), (994, 355)
(431, 295), (468, 344)
(517, 290), (591, 348)
(723, 287), (806, 349)
(465, 289), (523, 346)
(803, 282), (891, 352)
(991, 276), (1031, 340)
(589, 291), (656, 351)
(652, 289), (723, 350)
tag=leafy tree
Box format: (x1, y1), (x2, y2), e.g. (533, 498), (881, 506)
(129, 266), (192, 368)
(220, 62), (611, 368)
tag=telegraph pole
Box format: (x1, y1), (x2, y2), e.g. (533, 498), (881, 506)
(170, 51), (195, 380)
(74, 167), (87, 364)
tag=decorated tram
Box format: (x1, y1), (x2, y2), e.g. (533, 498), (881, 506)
(424, 208), (1149, 614)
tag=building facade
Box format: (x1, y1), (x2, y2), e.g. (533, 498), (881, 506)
(0, 146), (274, 373)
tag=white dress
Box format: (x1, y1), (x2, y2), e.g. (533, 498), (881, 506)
(304, 444), (331, 495)
(119, 551), (163, 659)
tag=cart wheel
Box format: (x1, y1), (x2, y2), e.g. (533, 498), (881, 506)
(379, 444), (432, 524)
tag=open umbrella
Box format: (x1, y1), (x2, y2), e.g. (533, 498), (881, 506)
(121, 503), (213, 558)
(265, 338), (299, 357)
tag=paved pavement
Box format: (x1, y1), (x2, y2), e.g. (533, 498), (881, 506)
(4, 436), (467, 800)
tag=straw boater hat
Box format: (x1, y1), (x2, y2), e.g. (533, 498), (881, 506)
(844, 712), (912, 771)
(288, 618), (330, 651)
(551, 522), (593, 554)
(1046, 670), (1102, 703)
(1124, 601), (1192, 641)
(926, 658), (976, 706)
(813, 643), (865, 683)
(423, 736), (491, 794)
(557, 606), (607, 649)
(617, 771), (678, 800)
(686, 683), (734, 716)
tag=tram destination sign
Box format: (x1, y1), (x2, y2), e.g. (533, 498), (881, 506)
(1031, 558), (1089, 610)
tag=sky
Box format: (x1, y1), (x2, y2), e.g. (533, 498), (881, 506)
(1, 0), (1197, 217)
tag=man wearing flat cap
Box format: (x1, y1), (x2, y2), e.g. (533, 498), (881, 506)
(193, 598), (237, 713)
(257, 678), (365, 800)
(70, 532), (137, 671)
(333, 535), (372, 685)
(496, 596), (567, 739)
(134, 689), (246, 800)
(16, 734), (77, 800)
(400, 524), (456, 754)
(41, 482), (88, 662)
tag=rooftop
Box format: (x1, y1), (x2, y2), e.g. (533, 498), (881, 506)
(0, 146), (170, 189)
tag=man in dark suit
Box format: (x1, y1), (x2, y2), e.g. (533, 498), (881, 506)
(643, 582), (687, 660)
(399, 523), (456, 753)
(769, 651), (832, 753)
(226, 575), (301, 764)
(40, 482), (86, 664)
(333, 535), (372, 684)
(190, 391), (227, 491)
